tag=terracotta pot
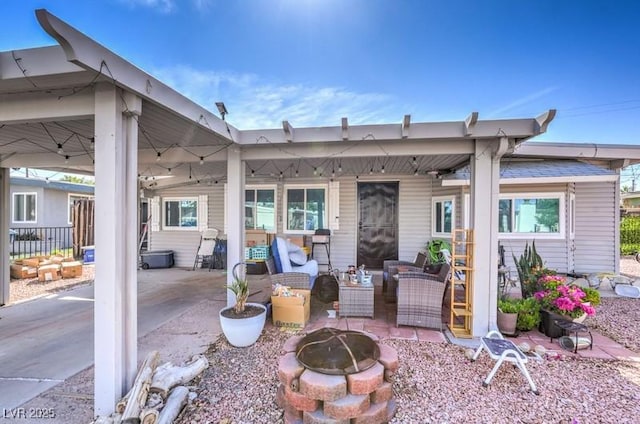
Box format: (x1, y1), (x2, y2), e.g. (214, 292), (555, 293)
(497, 310), (518, 336)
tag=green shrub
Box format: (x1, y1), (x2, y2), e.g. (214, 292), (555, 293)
(516, 297), (540, 331)
(582, 286), (601, 307)
(498, 298), (519, 314)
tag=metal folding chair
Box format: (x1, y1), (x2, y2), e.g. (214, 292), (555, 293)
(193, 228), (218, 270)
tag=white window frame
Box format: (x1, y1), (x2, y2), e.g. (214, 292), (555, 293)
(498, 192), (565, 239)
(68, 193), (94, 225)
(13, 192), (37, 224)
(162, 196), (199, 231)
(283, 184), (328, 235)
(245, 185), (277, 231)
(432, 195), (455, 237)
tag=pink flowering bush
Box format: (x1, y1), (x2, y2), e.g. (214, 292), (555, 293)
(533, 275), (596, 319)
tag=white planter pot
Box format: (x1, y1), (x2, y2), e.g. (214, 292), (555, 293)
(219, 302), (267, 347)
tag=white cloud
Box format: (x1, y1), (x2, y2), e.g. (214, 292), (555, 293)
(488, 86), (558, 118)
(152, 65), (398, 129)
(117, 0), (214, 13)
(118, 0), (175, 13)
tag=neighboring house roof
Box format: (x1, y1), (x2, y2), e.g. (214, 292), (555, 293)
(621, 191), (640, 200)
(442, 160), (617, 186)
(10, 176), (94, 194)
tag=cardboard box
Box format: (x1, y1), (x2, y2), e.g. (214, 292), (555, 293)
(271, 289), (311, 329)
(23, 257), (41, 268)
(246, 230), (268, 247)
(10, 264), (38, 279)
(61, 261), (83, 278)
(38, 264), (61, 282)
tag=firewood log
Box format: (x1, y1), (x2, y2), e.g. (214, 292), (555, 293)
(150, 355), (208, 399)
(157, 386), (189, 424)
(120, 351), (160, 422)
(139, 408), (159, 424)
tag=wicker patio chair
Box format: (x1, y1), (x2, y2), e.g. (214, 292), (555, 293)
(265, 256), (311, 290)
(382, 250), (430, 302)
(396, 263), (451, 329)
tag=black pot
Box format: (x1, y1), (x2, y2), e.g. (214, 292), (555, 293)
(539, 309), (565, 338)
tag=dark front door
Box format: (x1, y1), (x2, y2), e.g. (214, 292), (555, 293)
(357, 182), (399, 269)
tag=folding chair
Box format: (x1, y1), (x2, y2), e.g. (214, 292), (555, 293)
(471, 330), (539, 395)
(193, 228), (218, 270)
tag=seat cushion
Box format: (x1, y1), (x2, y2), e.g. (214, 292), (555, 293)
(271, 239), (283, 273)
(286, 239), (307, 265)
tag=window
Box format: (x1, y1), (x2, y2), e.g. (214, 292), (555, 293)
(432, 196), (454, 236)
(245, 186), (276, 231)
(163, 197), (198, 230)
(499, 193), (564, 238)
(284, 185), (326, 233)
(68, 194), (94, 224)
(13, 192), (37, 223)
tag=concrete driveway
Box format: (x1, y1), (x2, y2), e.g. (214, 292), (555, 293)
(0, 268), (251, 411)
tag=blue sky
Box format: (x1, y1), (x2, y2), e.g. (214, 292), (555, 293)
(2, 1), (639, 153)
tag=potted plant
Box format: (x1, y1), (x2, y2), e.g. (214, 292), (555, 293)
(497, 297), (519, 336)
(515, 297), (540, 332)
(534, 274), (596, 336)
(219, 262), (267, 347)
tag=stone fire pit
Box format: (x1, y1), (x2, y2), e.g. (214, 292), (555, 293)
(276, 328), (398, 423)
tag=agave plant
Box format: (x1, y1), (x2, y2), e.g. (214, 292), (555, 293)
(513, 241), (544, 298)
(226, 262), (249, 314)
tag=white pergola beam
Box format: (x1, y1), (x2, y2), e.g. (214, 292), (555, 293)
(35, 9), (239, 143)
(241, 138), (475, 160)
(238, 117), (549, 144)
(282, 120), (294, 143)
(341, 117), (348, 141)
(464, 111), (478, 136)
(535, 109), (556, 133)
(402, 114), (410, 138)
(0, 91), (94, 124)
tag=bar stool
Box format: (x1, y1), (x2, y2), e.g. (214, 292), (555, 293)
(311, 229), (331, 273)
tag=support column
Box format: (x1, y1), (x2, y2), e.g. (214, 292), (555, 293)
(470, 139), (502, 336)
(226, 148), (245, 306)
(123, 92), (141, 389)
(0, 168), (10, 306)
(93, 84), (139, 416)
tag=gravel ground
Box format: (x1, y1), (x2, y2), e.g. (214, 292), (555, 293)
(175, 258), (640, 424)
(8, 264), (95, 304)
(177, 326), (640, 424)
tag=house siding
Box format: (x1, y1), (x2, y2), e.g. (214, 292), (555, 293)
(573, 181), (617, 273)
(149, 184), (222, 268)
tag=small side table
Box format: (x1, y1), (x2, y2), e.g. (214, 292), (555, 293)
(552, 319), (593, 354)
(338, 280), (374, 318)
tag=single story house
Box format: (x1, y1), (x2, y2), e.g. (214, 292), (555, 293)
(9, 175), (94, 255)
(1, 9), (639, 416)
(10, 175), (94, 228)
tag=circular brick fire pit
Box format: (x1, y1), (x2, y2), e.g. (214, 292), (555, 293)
(276, 328), (398, 424)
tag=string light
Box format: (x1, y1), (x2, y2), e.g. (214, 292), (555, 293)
(313, 167), (318, 176)
(57, 144), (64, 154)
(381, 165), (385, 174)
(156, 152), (161, 162)
(64, 155), (69, 164)
(412, 156), (417, 167)
(251, 169), (255, 177)
(199, 156), (204, 165)
(168, 168), (172, 175)
(414, 169), (419, 176)
(90, 137), (94, 150)
(295, 170), (299, 177)
(369, 167), (373, 175)
(338, 161), (342, 173)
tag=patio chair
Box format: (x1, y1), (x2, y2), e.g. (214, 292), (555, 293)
(382, 250), (430, 302)
(192, 228), (218, 270)
(396, 263), (451, 329)
(267, 237), (318, 289)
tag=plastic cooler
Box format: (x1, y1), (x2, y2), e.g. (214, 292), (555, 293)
(140, 250), (174, 269)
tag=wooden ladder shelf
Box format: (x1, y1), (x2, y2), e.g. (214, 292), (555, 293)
(448, 228), (474, 338)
